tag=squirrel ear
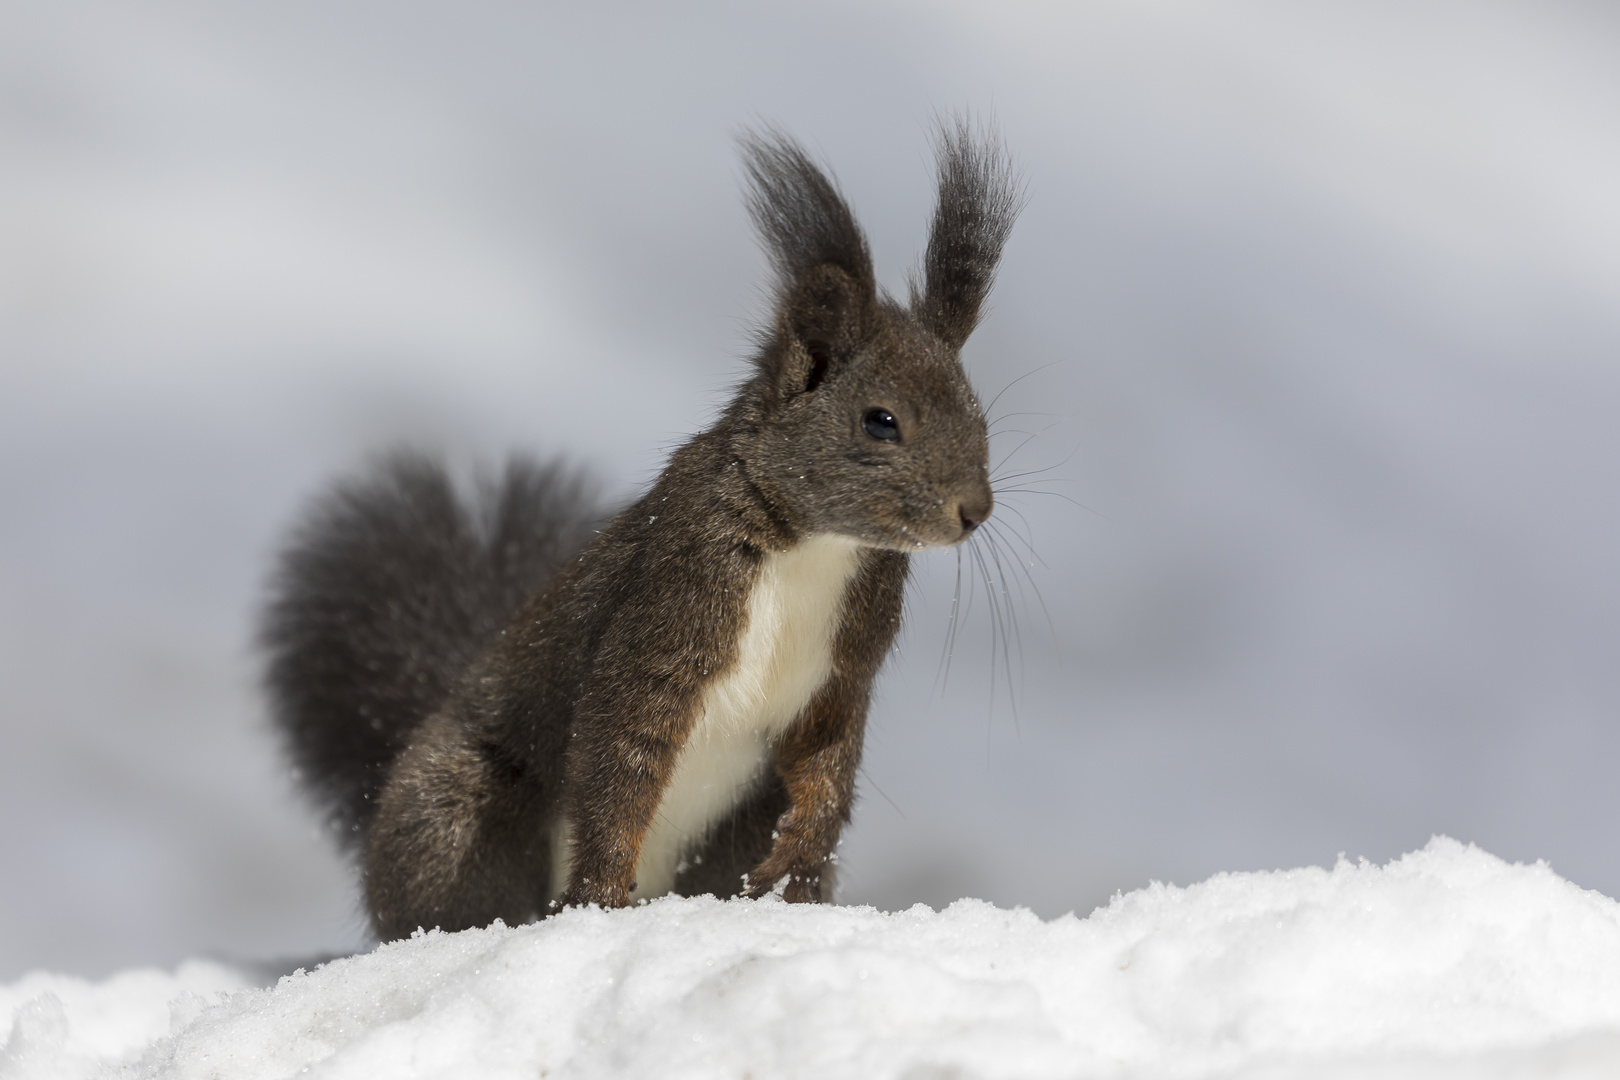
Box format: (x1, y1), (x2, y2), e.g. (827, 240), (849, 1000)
(740, 128), (876, 393)
(773, 262), (864, 395)
(911, 115), (1023, 350)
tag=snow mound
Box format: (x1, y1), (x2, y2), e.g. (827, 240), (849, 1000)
(6, 838), (1620, 1079)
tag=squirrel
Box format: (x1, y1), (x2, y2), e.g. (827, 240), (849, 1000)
(261, 120), (1021, 940)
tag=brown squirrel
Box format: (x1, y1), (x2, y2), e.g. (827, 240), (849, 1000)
(262, 120), (1020, 940)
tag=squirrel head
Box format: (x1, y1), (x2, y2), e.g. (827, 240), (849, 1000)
(733, 120), (1021, 551)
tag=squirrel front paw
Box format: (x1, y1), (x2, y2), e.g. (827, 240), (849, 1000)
(742, 867), (823, 904)
(557, 877), (634, 910)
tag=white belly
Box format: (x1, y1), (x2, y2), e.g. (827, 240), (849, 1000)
(551, 533), (862, 901)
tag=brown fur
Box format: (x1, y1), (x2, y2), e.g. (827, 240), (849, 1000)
(263, 119), (1020, 939)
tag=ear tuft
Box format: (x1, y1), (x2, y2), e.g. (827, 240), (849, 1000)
(911, 114), (1024, 349)
(738, 128), (875, 308)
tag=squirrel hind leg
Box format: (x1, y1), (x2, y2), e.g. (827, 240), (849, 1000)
(365, 708), (555, 938)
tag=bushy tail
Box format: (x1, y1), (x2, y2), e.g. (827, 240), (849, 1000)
(260, 453), (601, 849)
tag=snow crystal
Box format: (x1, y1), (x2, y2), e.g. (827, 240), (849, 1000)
(5, 838), (1620, 1079)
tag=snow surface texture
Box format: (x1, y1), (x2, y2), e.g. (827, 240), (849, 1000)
(6, 839), (1620, 1080)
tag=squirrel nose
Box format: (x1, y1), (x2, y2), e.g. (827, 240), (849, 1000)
(956, 491), (993, 535)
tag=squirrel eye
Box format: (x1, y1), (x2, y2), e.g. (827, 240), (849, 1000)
(862, 408), (900, 442)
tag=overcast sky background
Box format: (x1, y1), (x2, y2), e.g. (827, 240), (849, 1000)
(4, 0), (1620, 979)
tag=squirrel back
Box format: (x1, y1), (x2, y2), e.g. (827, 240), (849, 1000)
(264, 119), (1020, 939)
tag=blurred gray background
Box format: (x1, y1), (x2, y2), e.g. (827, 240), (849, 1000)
(4, 0), (1619, 978)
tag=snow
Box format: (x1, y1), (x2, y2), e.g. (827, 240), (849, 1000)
(6, 838), (1620, 1079)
